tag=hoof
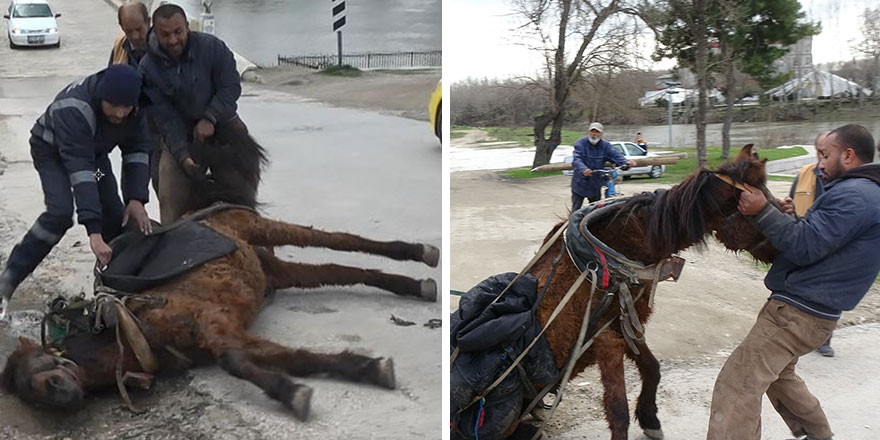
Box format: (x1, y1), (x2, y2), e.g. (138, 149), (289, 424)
(374, 357), (396, 389)
(421, 244), (440, 267)
(643, 428), (664, 440)
(420, 279), (438, 302)
(289, 385), (313, 421)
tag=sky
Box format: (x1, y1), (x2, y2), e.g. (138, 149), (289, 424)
(446, 0), (877, 83)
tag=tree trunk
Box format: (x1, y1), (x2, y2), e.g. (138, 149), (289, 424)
(532, 114), (557, 167)
(693, 0), (709, 169)
(721, 49), (736, 159)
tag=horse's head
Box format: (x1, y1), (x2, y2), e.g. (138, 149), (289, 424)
(1, 337), (84, 409)
(711, 144), (779, 263)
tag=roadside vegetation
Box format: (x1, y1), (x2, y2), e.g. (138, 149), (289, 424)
(498, 144), (805, 184)
(320, 64), (362, 77)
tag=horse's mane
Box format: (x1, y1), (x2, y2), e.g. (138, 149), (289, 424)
(612, 158), (764, 257)
(191, 126), (269, 209)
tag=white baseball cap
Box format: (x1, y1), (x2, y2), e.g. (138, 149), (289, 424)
(588, 122), (604, 133)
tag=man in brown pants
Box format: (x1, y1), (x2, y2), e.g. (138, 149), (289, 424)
(707, 124), (880, 440)
(139, 4), (250, 223)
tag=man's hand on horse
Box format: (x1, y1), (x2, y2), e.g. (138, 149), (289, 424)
(777, 196), (795, 215)
(195, 119), (215, 141)
(89, 233), (113, 268)
(182, 157), (203, 177)
(738, 183), (767, 216)
(123, 200), (152, 235)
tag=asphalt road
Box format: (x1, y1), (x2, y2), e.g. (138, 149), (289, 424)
(0, 0), (442, 438)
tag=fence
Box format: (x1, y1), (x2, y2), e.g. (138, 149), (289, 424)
(277, 50), (441, 70)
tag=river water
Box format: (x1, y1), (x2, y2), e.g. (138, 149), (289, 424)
(452, 118), (880, 172)
(175, 0), (442, 66)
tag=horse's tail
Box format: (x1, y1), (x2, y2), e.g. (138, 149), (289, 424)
(192, 120), (269, 209)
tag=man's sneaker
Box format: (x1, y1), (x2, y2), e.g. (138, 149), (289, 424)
(816, 344), (835, 357)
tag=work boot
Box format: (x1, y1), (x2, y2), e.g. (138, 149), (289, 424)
(816, 343), (835, 357)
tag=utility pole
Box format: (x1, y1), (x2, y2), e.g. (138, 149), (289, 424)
(331, 0), (346, 65)
(665, 81), (681, 148)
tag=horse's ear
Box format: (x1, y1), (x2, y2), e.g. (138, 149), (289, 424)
(736, 144), (756, 161)
(0, 338), (40, 393)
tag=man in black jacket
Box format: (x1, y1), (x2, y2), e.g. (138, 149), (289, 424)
(0, 65), (153, 317)
(139, 3), (249, 223)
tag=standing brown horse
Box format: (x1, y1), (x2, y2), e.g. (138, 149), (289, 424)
(513, 145), (780, 439)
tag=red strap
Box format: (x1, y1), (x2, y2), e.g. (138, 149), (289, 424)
(592, 245), (609, 289)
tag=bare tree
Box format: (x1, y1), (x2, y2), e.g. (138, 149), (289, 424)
(511, 0), (645, 167)
(854, 6), (880, 93)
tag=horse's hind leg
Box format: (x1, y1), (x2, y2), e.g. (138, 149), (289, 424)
(216, 211), (439, 267)
(626, 341), (664, 440)
(257, 250), (436, 301)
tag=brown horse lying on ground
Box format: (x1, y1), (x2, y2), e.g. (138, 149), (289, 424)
(0, 208), (439, 420)
(513, 145), (780, 439)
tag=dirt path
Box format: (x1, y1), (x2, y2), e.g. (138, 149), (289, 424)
(450, 169), (880, 438)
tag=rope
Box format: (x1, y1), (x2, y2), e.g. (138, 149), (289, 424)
(451, 222), (567, 366)
(455, 267), (594, 416)
(530, 270), (598, 440)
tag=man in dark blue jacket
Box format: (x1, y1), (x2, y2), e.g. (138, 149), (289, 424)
(0, 65), (153, 317)
(139, 3), (247, 224)
(707, 124), (880, 440)
(571, 122), (635, 211)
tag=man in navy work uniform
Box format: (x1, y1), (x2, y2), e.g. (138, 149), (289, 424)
(0, 65), (153, 318)
(140, 3), (249, 224)
(707, 124), (880, 440)
(570, 122), (636, 211)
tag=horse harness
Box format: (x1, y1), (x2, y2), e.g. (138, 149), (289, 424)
(40, 203), (258, 412)
(454, 173), (755, 438)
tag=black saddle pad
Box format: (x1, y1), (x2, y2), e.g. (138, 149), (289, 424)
(98, 220), (238, 293)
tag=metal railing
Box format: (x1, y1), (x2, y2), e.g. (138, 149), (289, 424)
(277, 50), (441, 70)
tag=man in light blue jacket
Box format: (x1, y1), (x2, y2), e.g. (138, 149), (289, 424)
(707, 124), (880, 440)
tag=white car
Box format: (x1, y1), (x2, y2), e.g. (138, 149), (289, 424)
(564, 141), (665, 179)
(4, 0), (60, 49)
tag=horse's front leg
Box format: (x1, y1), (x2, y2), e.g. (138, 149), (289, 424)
(626, 340), (664, 440)
(595, 334), (630, 440)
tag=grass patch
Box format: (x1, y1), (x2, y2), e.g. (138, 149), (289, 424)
(451, 131), (468, 140)
(498, 166), (562, 179)
(768, 175), (795, 182)
(319, 64), (362, 77)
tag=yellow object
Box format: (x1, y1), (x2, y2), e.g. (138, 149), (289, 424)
(110, 33), (129, 66)
(428, 79), (442, 141)
(792, 163), (819, 217)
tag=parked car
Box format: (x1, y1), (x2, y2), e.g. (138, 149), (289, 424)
(428, 79), (441, 142)
(564, 141), (665, 179)
(4, 0), (60, 49)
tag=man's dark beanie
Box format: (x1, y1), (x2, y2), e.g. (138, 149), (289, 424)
(97, 65), (142, 106)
